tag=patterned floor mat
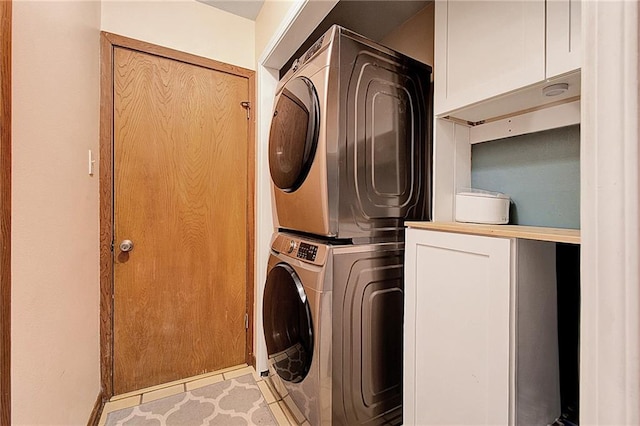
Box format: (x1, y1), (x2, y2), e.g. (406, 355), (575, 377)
(105, 374), (278, 426)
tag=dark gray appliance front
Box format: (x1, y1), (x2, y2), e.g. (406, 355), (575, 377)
(331, 244), (405, 425)
(337, 32), (432, 240)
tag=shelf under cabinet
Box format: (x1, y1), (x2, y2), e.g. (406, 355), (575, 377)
(405, 221), (580, 245)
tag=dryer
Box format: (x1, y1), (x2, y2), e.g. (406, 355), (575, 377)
(268, 25), (432, 242)
(263, 232), (404, 425)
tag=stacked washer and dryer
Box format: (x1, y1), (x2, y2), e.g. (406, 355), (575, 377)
(262, 25), (432, 425)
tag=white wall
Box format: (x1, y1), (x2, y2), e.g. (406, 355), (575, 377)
(101, 0), (255, 70)
(11, 1), (258, 424)
(255, 0), (295, 62)
(11, 1), (101, 424)
(581, 1), (640, 422)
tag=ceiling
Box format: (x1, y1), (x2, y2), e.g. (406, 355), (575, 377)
(197, 0), (432, 75)
(280, 0), (430, 76)
(196, 0), (265, 20)
(197, 0), (430, 27)
(311, 0), (430, 42)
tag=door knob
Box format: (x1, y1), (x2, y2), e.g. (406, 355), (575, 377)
(119, 240), (134, 252)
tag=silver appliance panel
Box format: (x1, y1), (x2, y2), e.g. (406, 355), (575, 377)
(269, 25), (432, 241)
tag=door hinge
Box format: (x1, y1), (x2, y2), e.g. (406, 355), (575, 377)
(110, 240), (114, 252)
(240, 101), (251, 119)
(244, 313), (249, 329)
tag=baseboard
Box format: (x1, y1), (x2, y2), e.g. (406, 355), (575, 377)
(251, 354), (256, 370)
(87, 390), (105, 426)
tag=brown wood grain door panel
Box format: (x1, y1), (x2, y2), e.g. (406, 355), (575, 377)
(113, 47), (249, 394)
(0, 0), (11, 424)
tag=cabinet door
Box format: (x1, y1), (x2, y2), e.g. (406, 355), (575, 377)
(434, 0), (545, 115)
(404, 229), (512, 425)
(546, 0), (581, 77)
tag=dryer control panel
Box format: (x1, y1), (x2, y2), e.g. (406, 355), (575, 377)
(271, 233), (327, 266)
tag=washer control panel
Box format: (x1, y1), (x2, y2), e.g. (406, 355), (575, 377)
(296, 242), (318, 262)
(271, 234), (327, 266)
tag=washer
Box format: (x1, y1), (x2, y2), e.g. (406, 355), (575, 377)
(263, 232), (404, 425)
(268, 25), (432, 242)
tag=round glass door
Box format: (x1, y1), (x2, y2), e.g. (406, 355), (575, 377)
(263, 263), (314, 383)
(268, 77), (319, 192)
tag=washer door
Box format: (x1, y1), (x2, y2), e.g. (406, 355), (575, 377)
(268, 76), (319, 192)
(263, 263), (314, 383)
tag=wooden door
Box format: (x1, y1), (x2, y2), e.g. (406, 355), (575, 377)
(0, 0), (10, 423)
(112, 46), (250, 394)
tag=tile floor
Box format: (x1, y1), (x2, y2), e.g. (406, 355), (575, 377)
(98, 364), (309, 426)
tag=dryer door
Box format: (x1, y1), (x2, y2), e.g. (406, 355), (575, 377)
(263, 263), (314, 383)
(269, 76), (319, 192)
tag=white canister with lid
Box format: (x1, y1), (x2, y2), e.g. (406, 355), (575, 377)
(455, 188), (510, 224)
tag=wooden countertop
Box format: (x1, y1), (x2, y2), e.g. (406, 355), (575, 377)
(405, 221), (580, 245)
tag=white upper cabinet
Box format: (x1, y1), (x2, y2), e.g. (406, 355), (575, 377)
(435, 0), (582, 117)
(546, 0), (582, 77)
(434, 1), (545, 115)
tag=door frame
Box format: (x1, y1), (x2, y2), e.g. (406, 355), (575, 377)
(0, 0), (11, 424)
(99, 32), (256, 399)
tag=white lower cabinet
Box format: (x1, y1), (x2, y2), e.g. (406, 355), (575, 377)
(404, 228), (561, 425)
